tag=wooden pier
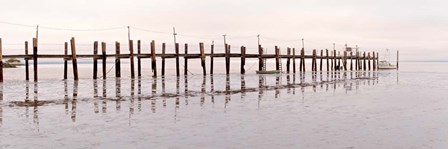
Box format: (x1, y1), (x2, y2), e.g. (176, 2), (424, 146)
(0, 37), (386, 82)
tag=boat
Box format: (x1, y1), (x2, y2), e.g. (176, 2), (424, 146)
(378, 60), (396, 69)
(256, 70), (281, 74)
(378, 49), (397, 70)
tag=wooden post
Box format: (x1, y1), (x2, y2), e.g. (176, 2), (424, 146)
(330, 50), (333, 71)
(372, 52), (376, 71)
(287, 48), (291, 73)
(162, 43), (166, 76)
(343, 51), (347, 70)
(275, 46), (280, 71)
(397, 50), (399, 70)
(337, 51), (341, 71)
(210, 43), (214, 75)
(0, 38), (2, 82)
(101, 42), (107, 79)
(368, 52), (371, 71)
(333, 50), (336, 71)
(363, 52), (367, 71)
(93, 41), (98, 79)
(184, 43), (188, 75)
(300, 48), (305, 72)
(292, 48), (296, 73)
(226, 44), (230, 75)
(175, 43), (180, 76)
(200, 42), (206, 75)
(115, 42), (121, 77)
(151, 40), (157, 77)
(26, 41), (30, 81)
(70, 37), (79, 81)
(240, 46), (246, 74)
(258, 45), (263, 71)
(311, 49), (316, 71)
(129, 40), (135, 78)
(355, 52), (359, 71)
(33, 38), (38, 82)
(350, 52), (353, 71)
(320, 49), (323, 71)
(326, 49), (329, 72)
(137, 40), (142, 77)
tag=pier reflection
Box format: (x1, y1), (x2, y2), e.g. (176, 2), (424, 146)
(3, 71), (384, 125)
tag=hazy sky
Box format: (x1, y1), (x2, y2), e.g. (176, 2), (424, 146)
(1, 0), (447, 60)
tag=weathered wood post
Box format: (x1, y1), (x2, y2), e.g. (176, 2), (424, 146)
(129, 40), (135, 78)
(115, 42), (121, 77)
(320, 49), (323, 71)
(137, 40), (142, 77)
(330, 50), (333, 71)
(0, 38), (2, 82)
(350, 52), (353, 71)
(258, 45), (263, 71)
(300, 48), (305, 72)
(275, 46), (280, 71)
(326, 49), (329, 72)
(363, 52), (366, 71)
(240, 46), (246, 74)
(101, 42), (107, 79)
(175, 43), (180, 76)
(161, 43), (166, 76)
(287, 48), (291, 73)
(311, 49), (316, 71)
(337, 51), (341, 71)
(184, 43), (188, 75)
(355, 51), (359, 71)
(372, 52), (376, 71)
(70, 37), (79, 81)
(333, 50), (337, 71)
(226, 44), (231, 75)
(200, 42), (206, 75)
(93, 41), (99, 79)
(151, 40), (157, 77)
(292, 48), (296, 73)
(368, 52), (371, 71)
(343, 51), (347, 70)
(26, 41), (30, 81)
(33, 38), (38, 82)
(210, 42), (214, 75)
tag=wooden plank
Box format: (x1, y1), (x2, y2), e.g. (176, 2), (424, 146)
(151, 40), (157, 77)
(368, 52), (371, 71)
(115, 42), (121, 77)
(300, 48), (305, 72)
(333, 50), (336, 71)
(129, 40), (135, 78)
(350, 52), (353, 71)
(372, 52), (376, 71)
(33, 38), (38, 82)
(25, 41), (30, 80)
(320, 49), (323, 71)
(101, 42), (107, 79)
(93, 41), (98, 79)
(70, 37), (79, 81)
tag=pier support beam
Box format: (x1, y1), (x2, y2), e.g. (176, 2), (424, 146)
(184, 43), (188, 75)
(210, 43), (214, 75)
(200, 42), (206, 75)
(115, 42), (121, 77)
(240, 46), (246, 74)
(101, 42), (107, 79)
(161, 43), (166, 76)
(151, 40), (157, 77)
(129, 40), (135, 78)
(93, 41), (98, 79)
(33, 38), (38, 82)
(137, 40), (142, 77)
(70, 37), (79, 81)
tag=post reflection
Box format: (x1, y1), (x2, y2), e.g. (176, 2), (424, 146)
(0, 82), (3, 127)
(71, 81), (78, 122)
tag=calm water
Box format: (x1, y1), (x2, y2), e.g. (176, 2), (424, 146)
(1, 61), (448, 148)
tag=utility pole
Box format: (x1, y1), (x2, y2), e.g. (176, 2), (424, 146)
(127, 26), (131, 41)
(301, 38), (305, 49)
(173, 27), (177, 45)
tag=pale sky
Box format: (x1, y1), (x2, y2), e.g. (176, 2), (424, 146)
(1, 0), (448, 61)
